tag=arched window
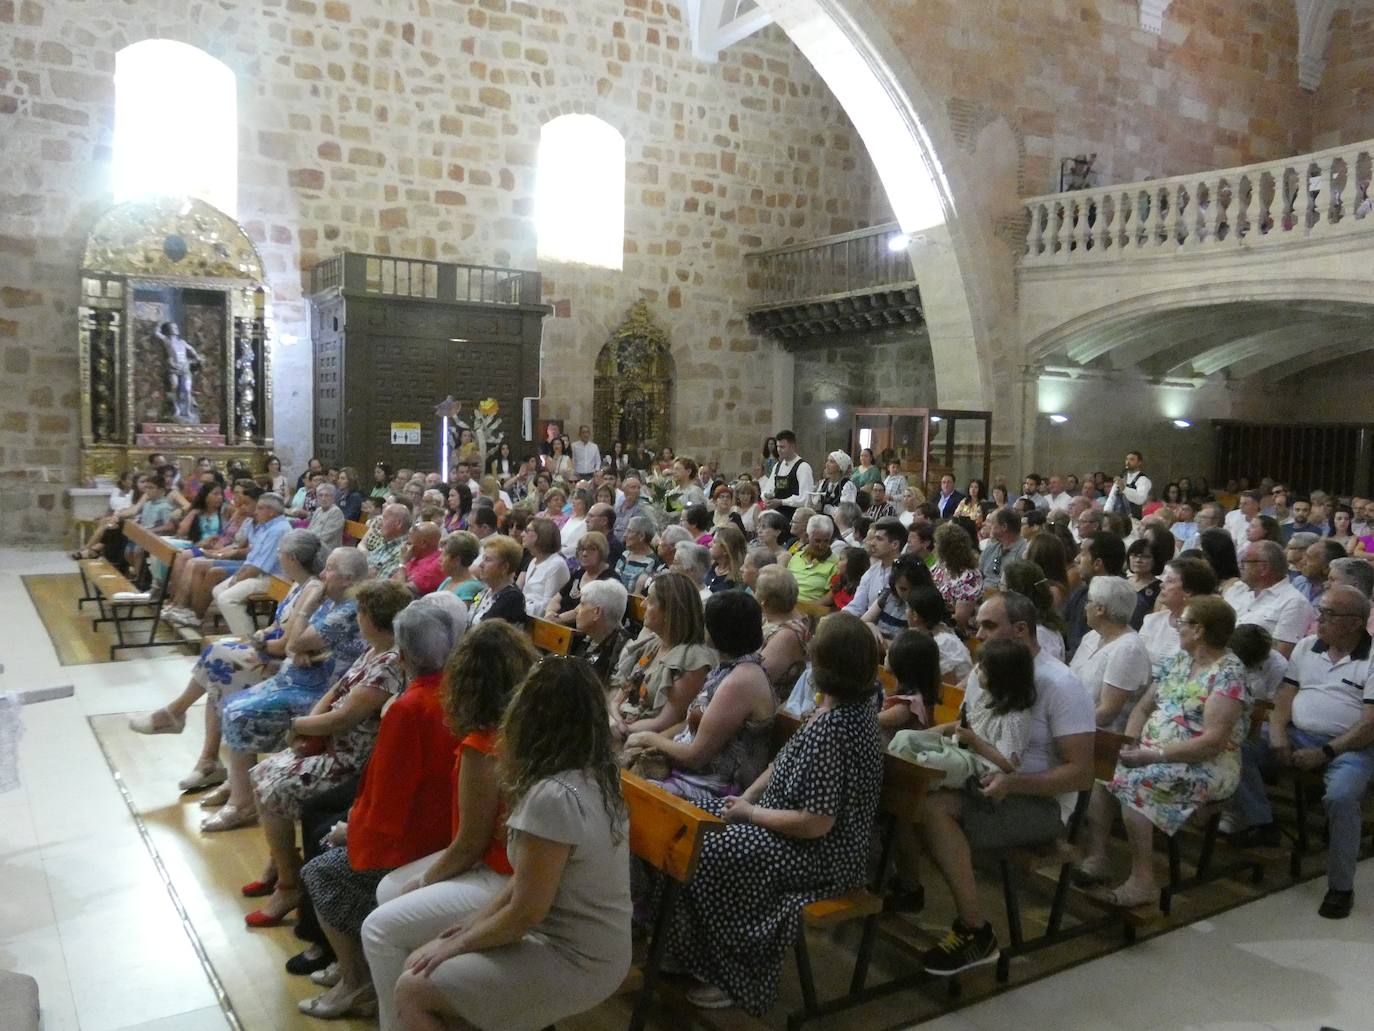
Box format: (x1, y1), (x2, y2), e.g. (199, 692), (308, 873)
(113, 40), (237, 216)
(534, 114), (625, 270)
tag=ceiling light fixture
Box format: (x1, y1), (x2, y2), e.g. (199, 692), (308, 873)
(887, 233), (911, 252)
(1172, 418), (1192, 429)
(1048, 413), (1069, 424)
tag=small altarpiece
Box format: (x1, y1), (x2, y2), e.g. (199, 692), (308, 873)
(592, 301), (675, 452)
(78, 196), (273, 480)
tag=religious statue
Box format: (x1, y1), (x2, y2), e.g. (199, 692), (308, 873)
(153, 321), (203, 422)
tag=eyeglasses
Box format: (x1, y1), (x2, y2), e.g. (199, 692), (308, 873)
(1316, 609), (1361, 621)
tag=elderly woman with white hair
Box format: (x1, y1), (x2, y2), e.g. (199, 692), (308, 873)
(308, 481), (346, 552)
(295, 600), (472, 1019)
(1071, 575), (1154, 733)
(674, 540), (715, 603)
(809, 450), (857, 515)
(206, 546), (370, 832)
(573, 578), (631, 684)
(614, 514), (660, 593)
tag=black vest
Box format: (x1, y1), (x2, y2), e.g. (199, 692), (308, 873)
(773, 458), (804, 520)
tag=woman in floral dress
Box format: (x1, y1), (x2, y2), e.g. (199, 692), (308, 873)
(244, 580), (414, 927)
(127, 529), (324, 794)
(1099, 595), (1249, 908)
(665, 612), (883, 1013)
(931, 521), (984, 633)
(205, 547), (370, 831)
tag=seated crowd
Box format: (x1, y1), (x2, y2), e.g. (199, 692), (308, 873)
(88, 431), (1374, 1024)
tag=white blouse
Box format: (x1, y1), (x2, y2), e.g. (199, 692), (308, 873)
(522, 553), (571, 616)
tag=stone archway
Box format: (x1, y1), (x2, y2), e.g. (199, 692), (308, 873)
(592, 300), (676, 452)
(757, 0), (1014, 420)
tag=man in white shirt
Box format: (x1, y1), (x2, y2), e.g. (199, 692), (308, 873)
(1105, 450), (1152, 518)
(1230, 586), (1374, 919)
(571, 424), (602, 479)
(1045, 474), (1073, 513)
(1225, 540), (1314, 658)
(763, 429), (814, 523)
(1224, 490), (1262, 553)
(912, 590), (1094, 974)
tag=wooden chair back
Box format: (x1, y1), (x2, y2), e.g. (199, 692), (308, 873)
(345, 519), (370, 542)
(122, 520), (180, 566)
(797, 599), (832, 625)
(626, 593), (647, 627)
(266, 575), (293, 603)
(621, 770), (725, 882)
(529, 617), (576, 655)
(877, 667), (898, 696)
(1094, 730), (1133, 781)
(932, 682), (965, 726)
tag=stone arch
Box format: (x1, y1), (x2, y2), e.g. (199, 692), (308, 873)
(592, 301), (676, 451)
(759, 0), (1012, 414)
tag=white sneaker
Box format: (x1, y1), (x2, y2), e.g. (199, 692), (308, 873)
(686, 983), (735, 1010)
(1218, 813), (1239, 836)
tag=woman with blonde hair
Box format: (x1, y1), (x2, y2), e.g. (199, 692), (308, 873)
(707, 524), (748, 593)
(756, 565), (811, 698)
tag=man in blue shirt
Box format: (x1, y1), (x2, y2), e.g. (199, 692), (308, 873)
(211, 493), (291, 636)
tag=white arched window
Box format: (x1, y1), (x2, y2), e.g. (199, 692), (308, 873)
(113, 40), (237, 216)
(534, 114), (625, 270)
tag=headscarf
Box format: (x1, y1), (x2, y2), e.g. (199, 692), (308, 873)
(827, 450), (853, 477)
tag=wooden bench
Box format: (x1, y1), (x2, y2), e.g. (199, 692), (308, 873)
(625, 593), (647, 632)
(344, 518), (370, 544)
(932, 682), (965, 726)
(247, 574), (294, 631)
(621, 771), (725, 1031)
(93, 521), (185, 661)
(529, 616), (578, 655)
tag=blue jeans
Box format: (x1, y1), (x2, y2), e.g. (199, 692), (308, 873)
(1236, 725), (1374, 891)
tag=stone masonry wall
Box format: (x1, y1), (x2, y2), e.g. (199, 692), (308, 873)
(1310, 4), (1374, 148)
(0, 0), (883, 544)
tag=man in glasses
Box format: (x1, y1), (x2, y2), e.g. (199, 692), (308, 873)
(1225, 540), (1313, 659)
(1231, 586), (1374, 920)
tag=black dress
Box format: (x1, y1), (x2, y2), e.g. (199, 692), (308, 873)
(666, 700), (883, 1015)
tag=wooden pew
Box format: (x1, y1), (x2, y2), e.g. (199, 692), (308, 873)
(529, 616), (578, 655)
(344, 518), (370, 544)
(621, 771), (725, 1031)
(96, 521), (185, 661)
(932, 682), (965, 726)
(625, 593), (647, 631)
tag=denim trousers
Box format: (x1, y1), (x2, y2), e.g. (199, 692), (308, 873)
(1235, 724), (1374, 892)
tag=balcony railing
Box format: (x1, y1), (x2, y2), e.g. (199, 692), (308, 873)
(309, 253), (542, 305)
(746, 221), (915, 308)
(1023, 140), (1374, 265)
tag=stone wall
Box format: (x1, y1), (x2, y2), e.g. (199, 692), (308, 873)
(0, 0), (884, 544)
(1310, 4), (1374, 148)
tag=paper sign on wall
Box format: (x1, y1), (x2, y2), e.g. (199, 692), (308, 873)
(390, 422), (422, 445)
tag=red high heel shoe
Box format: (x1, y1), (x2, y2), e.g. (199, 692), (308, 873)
(245, 888), (300, 928)
(241, 878), (278, 898)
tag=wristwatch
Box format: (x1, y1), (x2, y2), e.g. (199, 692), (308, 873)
(1321, 743), (1338, 761)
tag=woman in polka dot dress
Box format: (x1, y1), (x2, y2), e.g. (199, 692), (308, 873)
(665, 612), (884, 1014)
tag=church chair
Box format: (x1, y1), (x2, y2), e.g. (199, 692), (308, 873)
(95, 521), (185, 661)
(529, 616), (579, 655)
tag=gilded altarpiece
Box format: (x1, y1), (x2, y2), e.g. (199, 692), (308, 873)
(78, 197), (273, 480)
(593, 301), (675, 452)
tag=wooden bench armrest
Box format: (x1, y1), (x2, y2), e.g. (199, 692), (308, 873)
(622, 771), (724, 883)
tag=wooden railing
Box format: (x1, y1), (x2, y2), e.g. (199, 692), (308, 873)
(746, 222), (915, 307)
(1023, 140), (1374, 264)
(309, 253), (542, 305)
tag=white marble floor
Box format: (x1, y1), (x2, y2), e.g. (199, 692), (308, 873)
(1, 547), (1370, 1031)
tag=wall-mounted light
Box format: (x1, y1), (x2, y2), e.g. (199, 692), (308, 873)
(1048, 413), (1069, 424)
(1172, 419), (1192, 429)
(824, 407), (840, 421)
(930, 415), (942, 424)
(887, 233), (911, 253)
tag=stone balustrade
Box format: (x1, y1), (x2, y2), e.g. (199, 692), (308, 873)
(1023, 141), (1374, 264)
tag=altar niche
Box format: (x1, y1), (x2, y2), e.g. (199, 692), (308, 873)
(78, 196), (273, 481)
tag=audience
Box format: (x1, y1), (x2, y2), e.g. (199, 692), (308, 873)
(99, 440), (1374, 1020)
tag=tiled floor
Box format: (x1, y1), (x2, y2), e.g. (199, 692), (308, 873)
(1, 547), (1370, 1031)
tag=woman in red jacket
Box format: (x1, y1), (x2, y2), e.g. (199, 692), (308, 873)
(295, 601), (467, 1019)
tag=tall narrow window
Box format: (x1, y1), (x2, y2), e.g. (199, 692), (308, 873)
(534, 115), (625, 270)
(113, 40), (237, 216)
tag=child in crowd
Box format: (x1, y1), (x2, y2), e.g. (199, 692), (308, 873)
(879, 628), (942, 736)
(888, 638), (1036, 792)
(829, 544), (869, 610)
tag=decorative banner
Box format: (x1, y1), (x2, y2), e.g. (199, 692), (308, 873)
(390, 421), (422, 445)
